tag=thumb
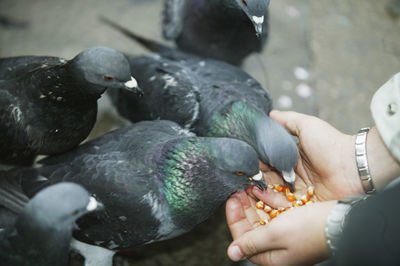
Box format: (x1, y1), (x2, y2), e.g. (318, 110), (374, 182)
(270, 110), (314, 137)
(227, 225), (281, 261)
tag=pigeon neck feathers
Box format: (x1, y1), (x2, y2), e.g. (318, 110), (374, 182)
(157, 137), (254, 229)
(206, 101), (266, 143)
(206, 101), (298, 173)
(158, 138), (223, 216)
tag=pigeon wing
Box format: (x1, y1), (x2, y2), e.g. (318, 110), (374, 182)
(0, 56), (64, 80)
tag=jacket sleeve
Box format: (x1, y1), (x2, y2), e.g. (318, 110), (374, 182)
(332, 73), (400, 265)
(334, 182), (400, 265)
(370, 72), (400, 162)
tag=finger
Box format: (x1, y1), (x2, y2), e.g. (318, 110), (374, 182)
(226, 195), (253, 240)
(259, 160), (271, 172)
(235, 191), (261, 229)
(227, 224), (284, 262)
(249, 248), (289, 266)
(270, 110), (312, 136)
(247, 193), (270, 222)
(252, 186), (291, 209)
(256, 171), (292, 208)
(245, 185), (256, 199)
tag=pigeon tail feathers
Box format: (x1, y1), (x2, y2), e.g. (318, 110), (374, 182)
(99, 16), (171, 54)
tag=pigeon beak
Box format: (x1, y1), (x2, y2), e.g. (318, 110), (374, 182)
(252, 16), (264, 37)
(249, 171), (267, 191)
(86, 196), (104, 212)
(282, 169), (296, 192)
(123, 76), (144, 97)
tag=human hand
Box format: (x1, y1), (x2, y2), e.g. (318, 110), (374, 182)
(226, 191), (337, 265)
(264, 110), (364, 201)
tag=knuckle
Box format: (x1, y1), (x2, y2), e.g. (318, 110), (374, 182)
(242, 238), (259, 255)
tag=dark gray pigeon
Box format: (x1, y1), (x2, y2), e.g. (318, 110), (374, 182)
(100, 19), (298, 189)
(14, 120), (265, 251)
(162, 0), (270, 65)
(0, 181), (102, 266)
(0, 47), (142, 167)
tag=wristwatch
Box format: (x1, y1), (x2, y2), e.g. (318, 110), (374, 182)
(325, 195), (370, 253)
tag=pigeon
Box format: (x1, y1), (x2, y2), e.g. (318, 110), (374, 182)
(0, 180), (102, 266)
(100, 19), (298, 189)
(12, 120), (265, 251)
(162, 0), (270, 65)
(0, 46), (142, 167)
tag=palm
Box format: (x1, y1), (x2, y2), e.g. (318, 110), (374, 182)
(293, 117), (363, 201)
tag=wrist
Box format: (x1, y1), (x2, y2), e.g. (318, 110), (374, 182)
(366, 127), (400, 191)
(339, 134), (365, 195)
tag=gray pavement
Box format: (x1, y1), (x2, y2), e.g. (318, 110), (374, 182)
(1, 0), (400, 265)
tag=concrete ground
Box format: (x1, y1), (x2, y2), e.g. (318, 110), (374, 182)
(1, 0), (399, 265)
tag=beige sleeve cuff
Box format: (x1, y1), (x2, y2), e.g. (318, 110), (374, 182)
(370, 73), (400, 162)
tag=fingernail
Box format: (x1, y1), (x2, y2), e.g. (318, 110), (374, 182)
(228, 245), (244, 261)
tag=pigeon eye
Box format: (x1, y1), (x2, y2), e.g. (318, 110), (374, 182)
(104, 76), (114, 81)
(241, 0), (248, 6)
(235, 171), (245, 176)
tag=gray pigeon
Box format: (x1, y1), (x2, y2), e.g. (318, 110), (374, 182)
(15, 120), (265, 251)
(162, 0), (270, 65)
(0, 181), (102, 266)
(0, 47), (142, 167)
(100, 19), (298, 189)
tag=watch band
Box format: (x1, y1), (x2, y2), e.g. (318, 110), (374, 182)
(355, 127), (376, 194)
(325, 195), (370, 253)
(325, 203), (351, 253)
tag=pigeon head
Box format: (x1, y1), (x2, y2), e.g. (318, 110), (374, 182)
(10, 183), (101, 265)
(253, 114), (299, 190)
(202, 137), (265, 190)
(207, 101), (298, 188)
(159, 136), (264, 229)
(235, 0), (270, 36)
(70, 46), (142, 96)
(18, 182), (102, 232)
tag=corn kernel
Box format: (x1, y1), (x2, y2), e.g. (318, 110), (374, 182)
(255, 201), (265, 209)
(278, 207), (285, 213)
(301, 195), (310, 204)
(270, 209), (279, 219)
(268, 184), (275, 189)
(285, 207), (292, 211)
(284, 187), (291, 196)
(306, 201), (313, 205)
(275, 184), (284, 192)
(264, 205), (272, 213)
(287, 193), (296, 202)
(293, 200), (303, 207)
(259, 219), (267, 225)
(307, 186), (315, 197)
